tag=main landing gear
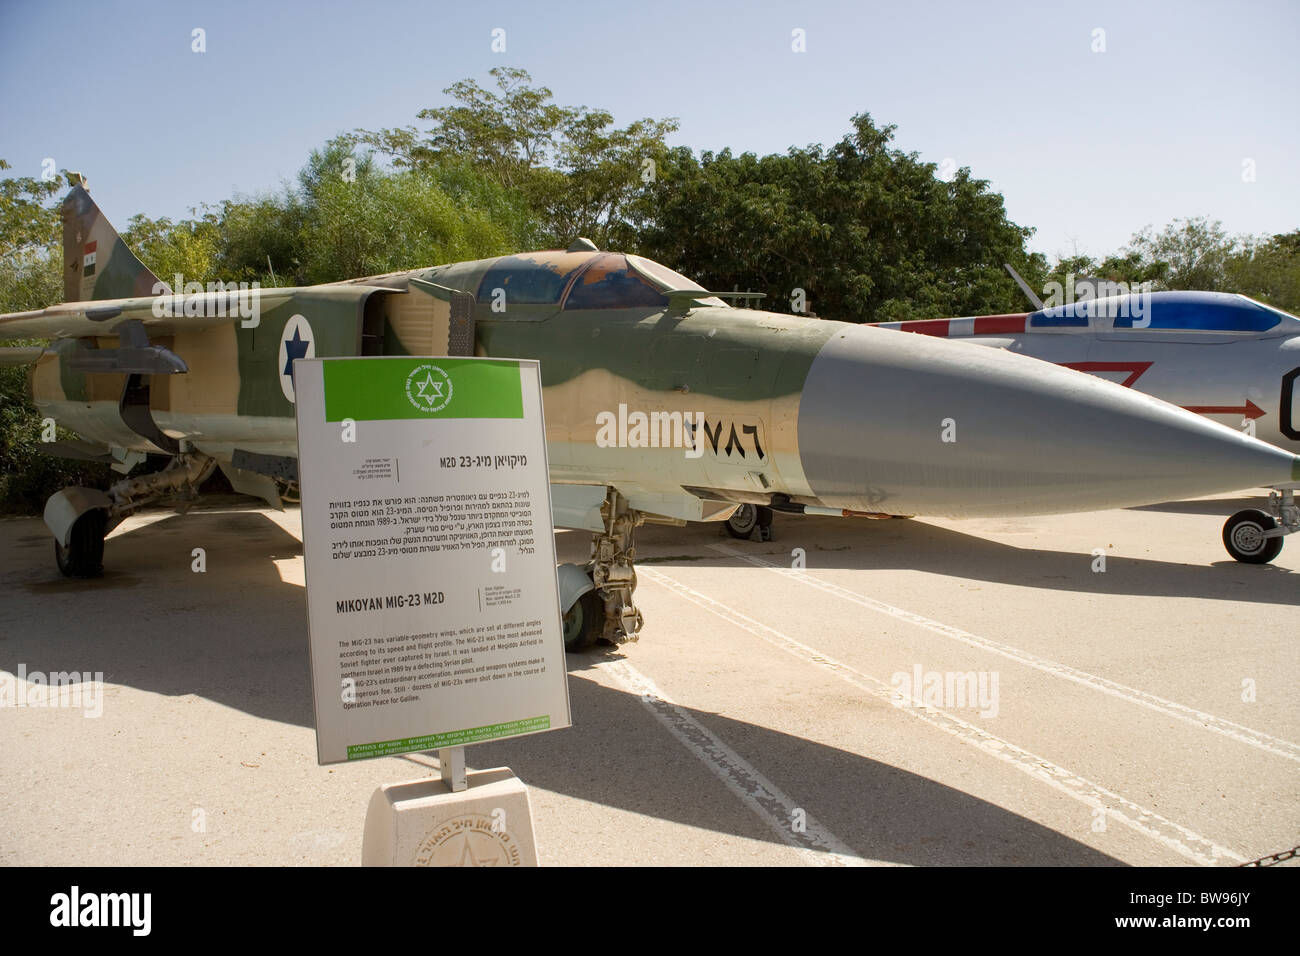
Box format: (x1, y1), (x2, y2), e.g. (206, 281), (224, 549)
(560, 488), (645, 651)
(45, 452), (218, 577)
(54, 507), (108, 578)
(1222, 489), (1297, 564)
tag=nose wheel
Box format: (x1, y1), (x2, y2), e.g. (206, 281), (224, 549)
(1222, 490), (1295, 564)
(725, 504), (774, 541)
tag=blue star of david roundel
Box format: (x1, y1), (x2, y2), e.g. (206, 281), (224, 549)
(278, 314), (316, 403)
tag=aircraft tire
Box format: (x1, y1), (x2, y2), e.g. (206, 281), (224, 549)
(1222, 509), (1284, 564)
(54, 510), (107, 578)
(562, 589), (603, 652)
(726, 504), (759, 539)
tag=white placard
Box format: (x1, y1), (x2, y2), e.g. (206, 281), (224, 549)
(294, 357), (570, 764)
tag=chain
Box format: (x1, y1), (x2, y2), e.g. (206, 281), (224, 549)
(1238, 844), (1300, 867)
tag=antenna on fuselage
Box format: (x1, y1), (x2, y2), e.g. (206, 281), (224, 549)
(1005, 263), (1046, 312)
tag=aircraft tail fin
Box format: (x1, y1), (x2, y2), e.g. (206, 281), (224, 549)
(62, 176), (161, 303)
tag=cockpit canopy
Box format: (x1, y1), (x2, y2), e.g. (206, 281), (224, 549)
(423, 250), (726, 313)
(1029, 290), (1299, 334)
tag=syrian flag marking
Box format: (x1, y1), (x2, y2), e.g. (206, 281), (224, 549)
(83, 241), (97, 277)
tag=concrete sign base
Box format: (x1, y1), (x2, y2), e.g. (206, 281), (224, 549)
(361, 767), (539, 867)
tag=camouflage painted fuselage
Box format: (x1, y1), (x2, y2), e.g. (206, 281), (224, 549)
(28, 249), (839, 521)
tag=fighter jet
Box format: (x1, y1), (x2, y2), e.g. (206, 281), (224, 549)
(2, 183), (1298, 651)
(877, 270), (1300, 565)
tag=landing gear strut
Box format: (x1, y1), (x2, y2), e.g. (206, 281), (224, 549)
(560, 488), (645, 650)
(588, 488), (644, 644)
(1222, 489), (1297, 564)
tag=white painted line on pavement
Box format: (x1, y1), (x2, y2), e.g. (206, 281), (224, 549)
(711, 543), (1300, 764)
(596, 658), (873, 867)
(641, 565), (1246, 866)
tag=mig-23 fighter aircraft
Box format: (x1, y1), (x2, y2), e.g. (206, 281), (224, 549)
(2, 181), (1298, 650)
(878, 267), (1300, 565)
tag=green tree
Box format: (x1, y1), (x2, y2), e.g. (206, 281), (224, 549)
(293, 139), (524, 283)
(211, 193), (306, 286)
(1226, 229), (1300, 313)
(1042, 249), (1167, 302)
(1128, 216), (1235, 291)
(355, 68), (677, 249)
(0, 159), (63, 314)
(1042, 218), (1300, 314)
(630, 115), (1042, 322)
(122, 210), (223, 287)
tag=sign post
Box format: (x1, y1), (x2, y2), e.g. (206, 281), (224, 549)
(294, 356), (570, 865)
(439, 746), (466, 792)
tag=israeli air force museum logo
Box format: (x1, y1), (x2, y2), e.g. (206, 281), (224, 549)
(405, 363), (454, 414)
(279, 313), (316, 403)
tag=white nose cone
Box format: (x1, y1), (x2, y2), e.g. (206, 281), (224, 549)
(798, 325), (1300, 517)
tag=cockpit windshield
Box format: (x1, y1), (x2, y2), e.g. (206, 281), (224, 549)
(1109, 292), (1286, 332)
(466, 250), (730, 313)
(1029, 291), (1294, 334)
(475, 252), (592, 306)
(564, 254), (669, 310)
(627, 255), (727, 307)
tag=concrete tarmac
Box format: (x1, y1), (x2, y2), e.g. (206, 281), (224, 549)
(1, 490), (1296, 866)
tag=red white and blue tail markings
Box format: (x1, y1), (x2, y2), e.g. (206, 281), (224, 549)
(878, 313), (1029, 337)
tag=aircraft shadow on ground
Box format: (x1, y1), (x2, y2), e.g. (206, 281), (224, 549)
(1, 509), (1121, 867)
(1127, 494), (1268, 517)
(472, 662), (1123, 867)
(4, 509), (313, 726)
(630, 512), (1298, 607)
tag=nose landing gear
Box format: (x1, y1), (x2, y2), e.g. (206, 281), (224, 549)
(1222, 489), (1296, 564)
(725, 503), (774, 542)
(560, 488), (645, 651)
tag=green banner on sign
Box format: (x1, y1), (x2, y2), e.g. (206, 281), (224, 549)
(322, 358), (524, 422)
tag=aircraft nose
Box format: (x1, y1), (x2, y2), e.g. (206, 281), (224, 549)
(796, 325), (1300, 517)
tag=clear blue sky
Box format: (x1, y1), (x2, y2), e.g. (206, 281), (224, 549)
(2, 0), (1296, 261)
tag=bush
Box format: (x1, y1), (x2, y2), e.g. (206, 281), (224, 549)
(0, 358), (117, 515)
